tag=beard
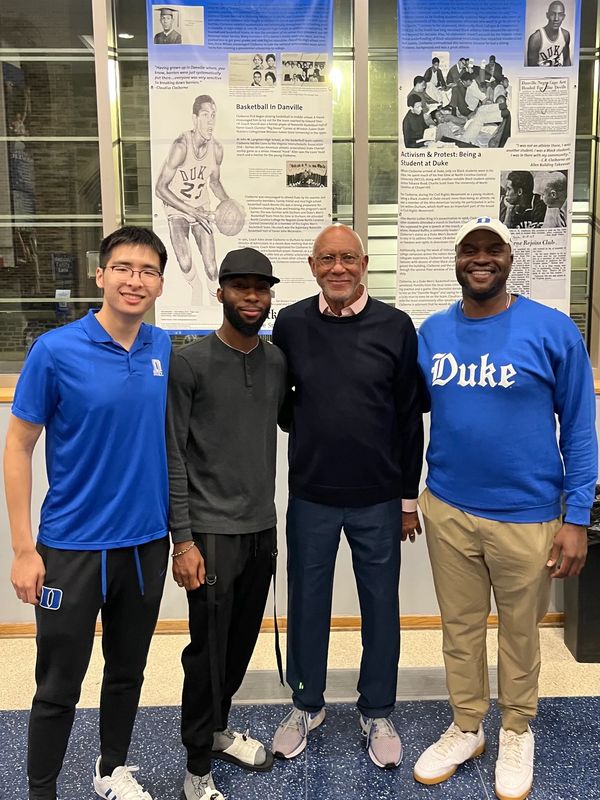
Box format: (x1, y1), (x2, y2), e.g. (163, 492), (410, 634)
(455, 265), (509, 304)
(222, 295), (270, 336)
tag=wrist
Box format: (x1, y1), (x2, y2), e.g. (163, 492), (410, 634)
(172, 541), (196, 559)
(13, 541), (37, 558)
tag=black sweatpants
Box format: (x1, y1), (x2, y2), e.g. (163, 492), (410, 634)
(28, 536), (168, 800)
(182, 528), (276, 777)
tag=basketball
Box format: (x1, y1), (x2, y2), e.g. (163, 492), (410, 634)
(214, 198), (246, 236)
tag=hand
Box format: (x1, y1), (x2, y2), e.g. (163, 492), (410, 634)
(547, 523), (587, 578)
(11, 549), (45, 604)
(401, 510), (422, 543)
(172, 541), (206, 591)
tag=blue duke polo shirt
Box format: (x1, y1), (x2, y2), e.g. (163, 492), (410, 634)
(12, 310), (171, 550)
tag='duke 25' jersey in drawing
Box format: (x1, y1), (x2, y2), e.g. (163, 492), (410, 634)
(537, 27), (567, 66)
(165, 132), (217, 220)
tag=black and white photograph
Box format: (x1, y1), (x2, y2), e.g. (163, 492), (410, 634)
(525, 0), (573, 66)
(402, 52), (512, 148)
(499, 169), (568, 228)
(282, 53), (327, 83)
(286, 161), (328, 187)
(153, 7), (182, 44)
(228, 53), (278, 88)
(152, 5), (205, 47)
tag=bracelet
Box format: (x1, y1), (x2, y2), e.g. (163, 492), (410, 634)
(171, 541), (196, 559)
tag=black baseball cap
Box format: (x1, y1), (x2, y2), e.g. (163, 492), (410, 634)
(218, 247), (280, 286)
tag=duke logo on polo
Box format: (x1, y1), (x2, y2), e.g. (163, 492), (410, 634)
(431, 353), (517, 388)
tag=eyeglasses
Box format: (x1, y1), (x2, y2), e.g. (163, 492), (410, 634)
(108, 265), (163, 284)
(315, 253), (362, 267)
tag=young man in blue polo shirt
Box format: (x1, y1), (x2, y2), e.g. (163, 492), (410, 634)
(5, 227), (171, 800)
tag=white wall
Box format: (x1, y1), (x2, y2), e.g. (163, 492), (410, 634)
(2, 398), (595, 624)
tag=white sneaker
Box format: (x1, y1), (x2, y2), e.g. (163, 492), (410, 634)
(495, 726), (534, 800)
(413, 722), (485, 784)
(93, 757), (152, 799)
(181, 770), (225, 800)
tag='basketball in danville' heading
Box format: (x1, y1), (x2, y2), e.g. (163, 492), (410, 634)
(214, 198), (246, 236)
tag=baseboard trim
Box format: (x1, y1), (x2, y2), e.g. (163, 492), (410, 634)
(0, 612), (564, 639)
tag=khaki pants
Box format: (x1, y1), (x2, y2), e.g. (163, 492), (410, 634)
(419, 488), (561, 734)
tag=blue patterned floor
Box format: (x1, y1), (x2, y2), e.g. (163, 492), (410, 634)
(1, 698), (599, 799)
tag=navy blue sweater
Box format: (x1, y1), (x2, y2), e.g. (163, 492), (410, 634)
(272, 295), (423, 507)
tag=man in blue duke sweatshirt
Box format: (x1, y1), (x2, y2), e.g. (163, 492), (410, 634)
(414, 217), (597, 800)
(271, 224), (423, 770)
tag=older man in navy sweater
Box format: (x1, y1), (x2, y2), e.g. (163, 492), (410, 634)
(271, 224), (423, 769)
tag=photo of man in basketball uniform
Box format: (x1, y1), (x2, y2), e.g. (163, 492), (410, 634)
(156, 94), (230, 306)
(527, 1), (571, 66)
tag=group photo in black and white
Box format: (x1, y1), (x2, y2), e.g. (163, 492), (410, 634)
(402, 53), (512, 148)
(282, 53), (327, 83)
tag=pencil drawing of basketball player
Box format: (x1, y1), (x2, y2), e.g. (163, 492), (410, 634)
(156, 95), (229, 305)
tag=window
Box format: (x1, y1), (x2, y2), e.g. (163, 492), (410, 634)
(1, 0), (598, 367)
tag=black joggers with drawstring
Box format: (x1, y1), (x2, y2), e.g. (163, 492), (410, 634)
(28, 536), (169, 800)
(181, 528), (277, 778)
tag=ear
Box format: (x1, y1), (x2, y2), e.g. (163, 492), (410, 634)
(217, 286), (224, 305)
(96, 267), (105, 290)
(360, 255), (369, 277)
(308, 256), (318, 278)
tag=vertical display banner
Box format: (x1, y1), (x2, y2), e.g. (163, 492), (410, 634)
(147, 0), (333, 334)
(396, 0), (581, 324)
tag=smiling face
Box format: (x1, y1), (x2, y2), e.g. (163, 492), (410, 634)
(218, 275), (272, 336)
(455, 230), (513, 302)
(96, 243), (163, 322)
(309, 225), (368, 314)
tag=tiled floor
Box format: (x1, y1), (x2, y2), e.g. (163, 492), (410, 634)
(1, 628), (599, 799)
(2, 699), (600, 799)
